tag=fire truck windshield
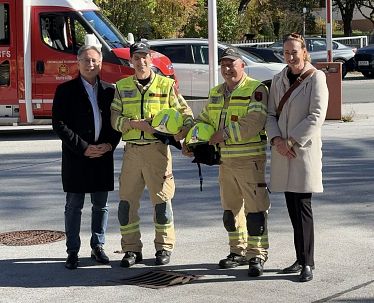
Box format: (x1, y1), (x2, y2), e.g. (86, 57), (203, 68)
(81, 11), (129, 49)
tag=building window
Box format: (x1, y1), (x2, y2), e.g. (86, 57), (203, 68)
(0, 60), (10, 86)
(0, 4), (10, 45)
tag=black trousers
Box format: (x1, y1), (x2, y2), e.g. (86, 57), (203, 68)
(285, 192), (314, 266)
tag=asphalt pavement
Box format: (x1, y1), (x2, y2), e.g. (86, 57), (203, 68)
(0, 102), (373, 302)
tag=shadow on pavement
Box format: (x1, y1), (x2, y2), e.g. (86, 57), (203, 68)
(0, 257), (298, 288)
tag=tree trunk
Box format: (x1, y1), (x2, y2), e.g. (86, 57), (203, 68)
(342, 15), (352, 36)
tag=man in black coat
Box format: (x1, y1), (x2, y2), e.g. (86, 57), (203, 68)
(52, 45), (121, 270)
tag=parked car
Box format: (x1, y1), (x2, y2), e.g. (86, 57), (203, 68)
(354, 44), (374, 78)
(234, 45), (284, 63)
(268, 37), (356, 78)
(147, 38), (286, 99)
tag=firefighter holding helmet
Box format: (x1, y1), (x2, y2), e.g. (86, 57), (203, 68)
(183, 48), (270, 277)
(111, 42), (193, 267)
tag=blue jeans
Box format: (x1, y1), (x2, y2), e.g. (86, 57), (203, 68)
(65, 191), (108, 254)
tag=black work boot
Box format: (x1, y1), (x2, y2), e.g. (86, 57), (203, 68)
(65, 252), (79, 270)
(91, 246), (110, 264)
(248, 257), (264, 277)
(155, 249), (171, 265)
(218, 253), (248, 269)
(120, 251), (143, 268)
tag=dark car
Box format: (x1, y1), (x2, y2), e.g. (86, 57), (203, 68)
(354, 45), (374, 78)
(234, 45), (284, 63)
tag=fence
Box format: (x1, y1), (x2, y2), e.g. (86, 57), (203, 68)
(229, 35), (370, 49)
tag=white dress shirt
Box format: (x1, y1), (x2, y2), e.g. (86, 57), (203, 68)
(81, 77), (102, 142)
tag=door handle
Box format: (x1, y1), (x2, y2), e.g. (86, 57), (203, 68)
(36, 61), (45, 74)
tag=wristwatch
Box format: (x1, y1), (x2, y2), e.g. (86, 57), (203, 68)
(287, 138), (295, 148)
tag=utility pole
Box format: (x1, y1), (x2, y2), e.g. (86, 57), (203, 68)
(303, 7), (307, 37)
(326, 0), (333, 62)
(208, 0), (218, 90)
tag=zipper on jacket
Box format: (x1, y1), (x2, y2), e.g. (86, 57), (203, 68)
(140, 93), (145, 139)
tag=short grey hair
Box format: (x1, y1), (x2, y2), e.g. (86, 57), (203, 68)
(77, 45), (102, 60)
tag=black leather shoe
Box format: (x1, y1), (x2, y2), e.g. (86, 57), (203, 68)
(282, 260), (302, 273)
(91, 246), (110, 264)
(299, 265), (313, 282)
(65, 252), (79, 270)
(155, 249), (171, 265)
(120, 251), (143, 268)
(248, 257), (264, 277)
(282, 261), (315, 274)
(218, 253), (248, 269)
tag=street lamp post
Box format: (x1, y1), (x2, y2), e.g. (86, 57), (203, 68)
(303, 7), (307, 37)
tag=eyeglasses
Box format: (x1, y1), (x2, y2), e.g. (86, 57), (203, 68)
(78, 58), (101, 65)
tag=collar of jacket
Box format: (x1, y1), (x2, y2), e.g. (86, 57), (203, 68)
(281, 62), (316, 88)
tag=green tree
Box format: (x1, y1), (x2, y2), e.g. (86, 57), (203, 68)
(241, 0), (319, 39)
(333, 0), (356, 36)
(150, 0), (198, 38)
(94, 0), (155, 39)
(183, 0), (242, 41)
(94, 0), (199, 39)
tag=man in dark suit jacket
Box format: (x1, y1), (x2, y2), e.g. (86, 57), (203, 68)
(52, 45), (121, 270)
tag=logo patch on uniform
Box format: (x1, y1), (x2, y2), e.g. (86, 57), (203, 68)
(210, 96), (220, 104)
(255, 91), (263, 101)
(120, 89), (137, 98)
(231, 115), (238, 122)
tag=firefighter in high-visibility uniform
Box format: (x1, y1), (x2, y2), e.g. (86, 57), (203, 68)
(110, 42), (193, 268)
(184, 48), (270, 276)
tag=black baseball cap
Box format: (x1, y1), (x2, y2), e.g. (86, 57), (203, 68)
(219, 48), (243, 62)
(130, 42), (151, 56)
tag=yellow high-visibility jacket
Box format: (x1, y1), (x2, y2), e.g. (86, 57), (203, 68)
(198, 76), (267, 159)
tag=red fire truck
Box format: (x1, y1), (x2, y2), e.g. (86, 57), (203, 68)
(0, 0), (175, 124)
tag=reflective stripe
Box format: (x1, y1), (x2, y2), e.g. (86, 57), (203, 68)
(111, 98), (122, 110)
(120, 221), (140, 235)
(227, 102), (251, 107)
(117, 99), (168, 105)
(221, 143), (266, 158)
(247, 235), (269, 247)
(228, 230), (248, 240)
(155, 222), (174, 232)
(230, 121), (241, 142)
(248, 102), (267, 115)
(183, 116), (194, 127)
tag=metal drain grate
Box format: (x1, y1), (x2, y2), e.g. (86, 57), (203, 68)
(122, 270), (201, 289)
(0, 230), (65, 246)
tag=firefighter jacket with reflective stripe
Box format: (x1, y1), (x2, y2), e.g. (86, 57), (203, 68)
(111, 74), (192, 143)
(198, 76), (267, 159)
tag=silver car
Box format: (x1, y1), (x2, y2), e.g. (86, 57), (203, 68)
(268, 37), (356, 78)
(147, 38), (286, 99)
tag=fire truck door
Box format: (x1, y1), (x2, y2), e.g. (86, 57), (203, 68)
(0, 2), (18, 117)
(32, 11), (79, 116)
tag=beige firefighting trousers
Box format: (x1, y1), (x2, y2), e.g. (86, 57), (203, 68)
(219, 157), (270, 261)
(118, 142), (175, 252)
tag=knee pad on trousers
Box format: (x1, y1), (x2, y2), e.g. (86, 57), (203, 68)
(223, 210), (236, 232)
(118, 200), (130, 226)
(246, 212), (265, 236)
(155, 202), (172, 224)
